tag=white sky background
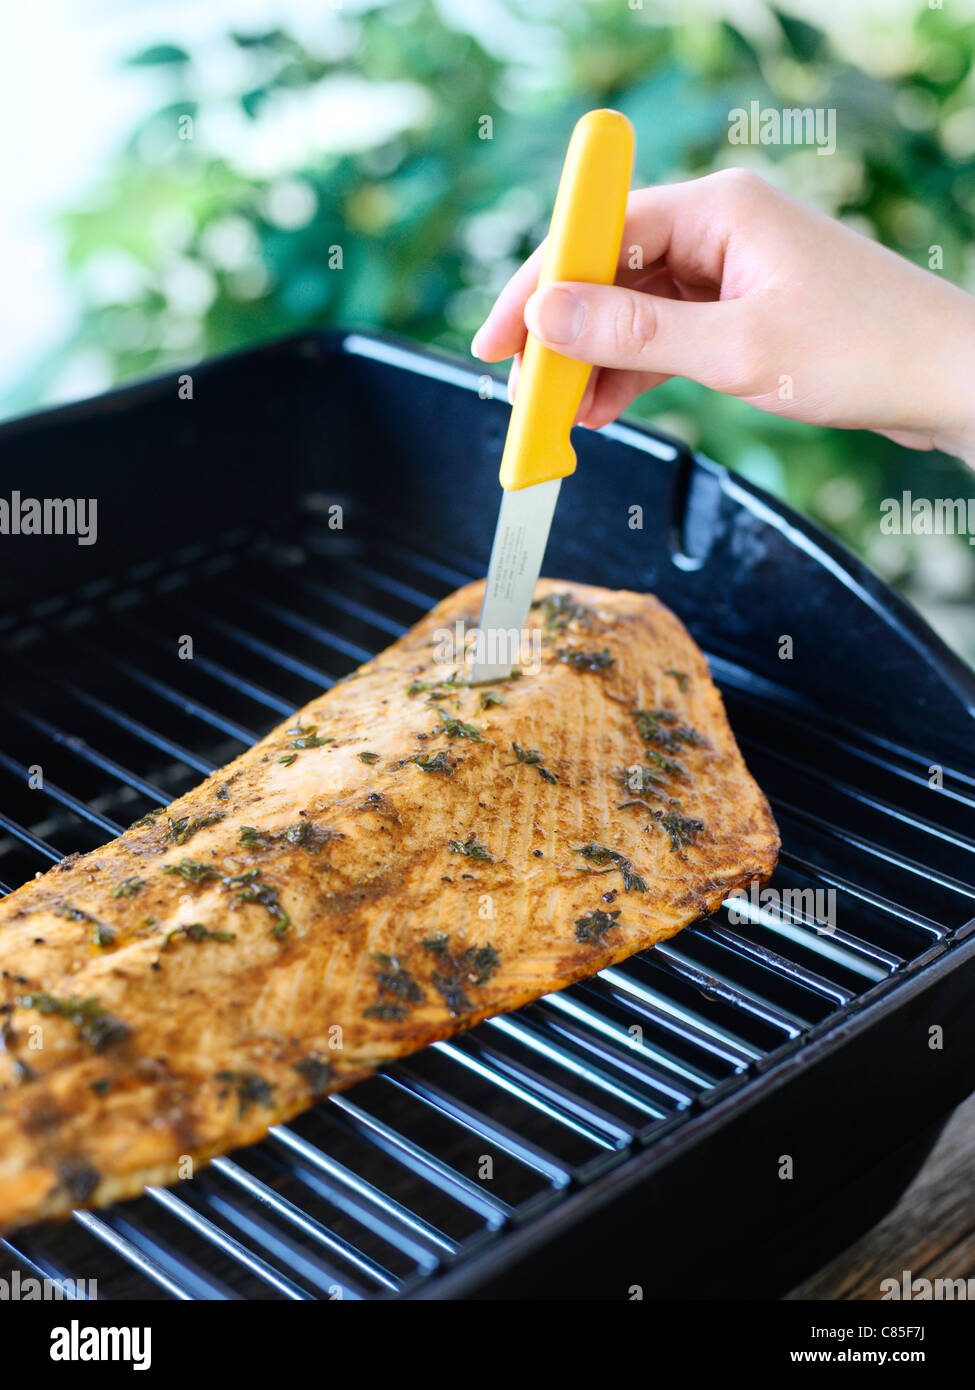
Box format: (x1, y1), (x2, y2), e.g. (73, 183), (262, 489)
(0, 0), (950, 414)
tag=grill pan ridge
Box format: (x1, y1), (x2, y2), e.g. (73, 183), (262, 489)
(0, 331), (972, 1300)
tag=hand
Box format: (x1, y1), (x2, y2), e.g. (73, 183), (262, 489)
(471, 169), (975, 467)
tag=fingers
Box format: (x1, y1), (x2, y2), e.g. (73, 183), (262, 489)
(523, 280), (754, 393)
(472, 169), (770, 363)
(472, 242), (546, 362)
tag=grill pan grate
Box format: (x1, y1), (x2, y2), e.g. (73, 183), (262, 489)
(1, 507), (973, 1300)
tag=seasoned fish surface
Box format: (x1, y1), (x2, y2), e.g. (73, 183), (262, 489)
(0, 580), (778, 1231)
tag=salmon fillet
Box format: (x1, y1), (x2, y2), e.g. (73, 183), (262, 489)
(0, 579), (778, 1232)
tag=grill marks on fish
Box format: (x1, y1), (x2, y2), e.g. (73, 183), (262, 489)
(0, 579), (778, 1231)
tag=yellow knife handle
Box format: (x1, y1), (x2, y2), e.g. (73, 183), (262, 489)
(498, 108), (635, 491)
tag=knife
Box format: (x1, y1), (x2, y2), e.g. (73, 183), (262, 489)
(469, 108), (635, 683)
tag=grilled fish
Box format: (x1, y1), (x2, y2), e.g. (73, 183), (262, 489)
(0, 579), (778, 1231)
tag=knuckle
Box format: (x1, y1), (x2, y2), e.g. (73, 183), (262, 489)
(614, 293), (656, 360)
(711, 166), (769, 205)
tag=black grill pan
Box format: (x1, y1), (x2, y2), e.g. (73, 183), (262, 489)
(0, 330), (973, 1300)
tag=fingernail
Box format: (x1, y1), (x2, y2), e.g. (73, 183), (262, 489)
(470, 327), (486, 359)
(526, 286), (586, 345)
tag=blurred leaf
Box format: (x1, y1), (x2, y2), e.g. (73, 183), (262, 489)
(126, 44), (190, 67)
(771, 8), (828, 63)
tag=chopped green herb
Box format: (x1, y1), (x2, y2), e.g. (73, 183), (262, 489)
(479, 690), (505, 710)
(278, 753), (298, 767)
(557, 647), (615, 671)
(434, 708), (483, 741)
(214, 781), (233, 801)
(576, 842), (648, 894)
(358, 751), (380, 765)
(634, 709), (701, 753)
(448, 834), (493, 862)
(645, 749), (684, 776)
(216, 1070), (275, 1118)
(656, 810), (705, 853)
(163, 858), (221, 883)
(293, 1054), (332, 1097)
(422, 932), (449, 955)
(371, 952), (424, 1008)
(239, 825), (273, 849)
(16, 992), (131, 1051)
(666, 669), (690, 693)
(239, 822), (338, 853)
(616, 766), (667, 796)
(533, 591), (590, 631)
(363, 1001), (410, 1021)
(111, 876), (145, 899)
(223, 870), (291, 938)
(432, 972), (472, 1016)
(287, 722), (332, 750)
(163, 922), (236, 949)
(407, 672), (464, 698)
(131, 808), (164, 829)
(283, 821), (339, 852)
(512, 742), (557, 783)
(575, 909), (622, 944)
(421, 933), (499, 1015)
(168, 813), (224, 847)
(54, 902), (116, 948)
(57, 1158), (101, 1203)
(413, 750), (453, 775)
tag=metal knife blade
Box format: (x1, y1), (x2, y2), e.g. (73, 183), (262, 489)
(467, 110), (633, 686)
(469, 479), (561, 683)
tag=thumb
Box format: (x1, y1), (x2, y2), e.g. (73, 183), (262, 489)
(524, 281), (752, 393)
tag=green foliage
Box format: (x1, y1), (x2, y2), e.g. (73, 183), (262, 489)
(24, 0), (975, 639)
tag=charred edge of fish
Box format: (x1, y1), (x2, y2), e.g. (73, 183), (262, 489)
(216, 1070), (275, 1119)
(167, 812), (224, 847)
(556, 647), (615, 671)
(15, 992), (132, 1052)
(576, 843), (648, 894)
(163, 858), (221, 883)
(293, 1054), (332, 1097)
(511, 742), (557, 783)
(448, 834), (493, 862)
(111, 876), (146, 899)
(575, 909), (622, 945)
